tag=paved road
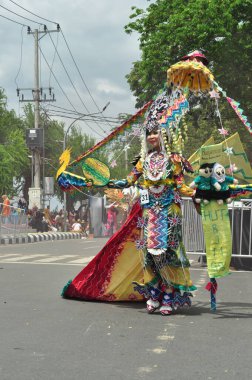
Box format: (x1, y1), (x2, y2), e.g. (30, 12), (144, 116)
(0, 239), (252, 380)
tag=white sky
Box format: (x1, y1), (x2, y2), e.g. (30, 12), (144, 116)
(0, 0), (150, 140)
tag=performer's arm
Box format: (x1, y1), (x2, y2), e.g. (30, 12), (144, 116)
(173, 161), (195, 197)
(108, 160), (143, 189)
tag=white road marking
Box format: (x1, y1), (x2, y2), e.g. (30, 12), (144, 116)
(67, 256), (95, 264)
(137, 367), (153, 374)
(79, 246), (101, 251)
(147, 347), (167, 354)
(34, 255), (79, 263)
(1, 254), (46, 262)
(0, 253), (95, 266)
(156, 335), (174, 341)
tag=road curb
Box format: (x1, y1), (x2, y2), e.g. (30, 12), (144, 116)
(0, 232), (82, 245)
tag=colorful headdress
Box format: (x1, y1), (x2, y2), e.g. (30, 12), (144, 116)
(181, 50), (209, 66)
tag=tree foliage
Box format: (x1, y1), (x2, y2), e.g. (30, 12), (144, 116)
(125, 0), (252, 160)
(0, 89), (29, 195)
(125, 0), (252, 108)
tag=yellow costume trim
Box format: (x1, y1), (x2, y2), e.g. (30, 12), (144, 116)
(143, 179), (175, 188)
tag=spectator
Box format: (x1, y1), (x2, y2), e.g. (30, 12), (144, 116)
(65, 219), (70, 232)
(42, 216), (49, 232)
(44, 205), (51, 223)
(81, 220), (88, 238)
(55, 211), (64, 231)
(71, 219), (82, 232)
(68, 210), (75, 225)
(1, 195), (11, 224)
(34, 209), (44, 232)
(18, 196), (27, 213)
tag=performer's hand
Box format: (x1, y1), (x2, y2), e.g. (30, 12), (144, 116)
(107, 180), (115, 188)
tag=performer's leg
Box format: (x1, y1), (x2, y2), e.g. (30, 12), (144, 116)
(159, 287), (174, 316)
(173, 290), (192, 308)
(146, 283), (161, 313)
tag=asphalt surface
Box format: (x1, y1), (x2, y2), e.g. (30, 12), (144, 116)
(0, 239), (252, 380)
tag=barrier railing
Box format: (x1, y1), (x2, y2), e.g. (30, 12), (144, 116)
(0, 203), (29, 237)
(1, 198), (252, 257)
(182, 198), (252, 258)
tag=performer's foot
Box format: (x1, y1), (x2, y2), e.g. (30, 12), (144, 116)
(160, 305), (172, 315)
(182, 292), (192, 308)
(160, 292), (173, 315)
(173, 291), (192, 308)
(146, 298), (160, 313)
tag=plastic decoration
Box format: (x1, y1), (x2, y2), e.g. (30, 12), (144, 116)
(167, 60), (214, 92)
(70, 101), (152, 166)
(226, 97), (252, 135)
(82, 157), (110, 186)
(158, 94), (189, 129)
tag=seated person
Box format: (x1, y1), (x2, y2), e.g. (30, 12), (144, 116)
(71, 219), (82, 232)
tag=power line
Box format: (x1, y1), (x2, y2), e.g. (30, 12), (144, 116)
(14, 25), (24, 88)
(47, 104), (122, 121)
(0, 4), (45, 26)
(46, 112), (119, 124)
(7, 0), (59, 25)
(60, 30), (113, 130)
(40, 41), (106, 138)
(49, 33), (59, 88)
(47, 32), (107, 135)
(0, 13), (29, 27)
(5, 0), (113, 130)
(39, 46), (80, 113)
(44, 113), (106, 137)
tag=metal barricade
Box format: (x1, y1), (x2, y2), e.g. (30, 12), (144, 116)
(0, 203), (29, 238)
(182, 198), (252, 258)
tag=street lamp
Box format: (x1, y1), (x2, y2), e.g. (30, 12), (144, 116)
(63, 102), (110, 231)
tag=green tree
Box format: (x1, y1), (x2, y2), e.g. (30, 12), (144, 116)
(0, 89), (29, 195)
(125, 0), (252, 160)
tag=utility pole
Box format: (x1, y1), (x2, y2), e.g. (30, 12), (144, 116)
(34, 29), (40, 189)
(18, 25), (59, 209)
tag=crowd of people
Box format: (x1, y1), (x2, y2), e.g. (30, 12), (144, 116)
(27, 206), (89, 236)
(0, 195), (91, 237)
(1, 193), (122, 239)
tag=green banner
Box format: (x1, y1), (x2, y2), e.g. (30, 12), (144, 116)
(201, 201), (232, 278)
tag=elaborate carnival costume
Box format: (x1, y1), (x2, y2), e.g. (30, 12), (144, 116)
(60, 101), (197, 315)
(119, 130), (197, 315)
(58, 51), (252, 312)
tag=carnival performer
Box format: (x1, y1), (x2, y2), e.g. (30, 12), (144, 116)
(117, 122), (197, 315)
(61, 112), (197, 316)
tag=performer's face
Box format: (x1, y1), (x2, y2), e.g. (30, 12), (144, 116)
(147, 128), (160, 149)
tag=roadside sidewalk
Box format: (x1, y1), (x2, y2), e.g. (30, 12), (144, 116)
(0, 231), (83, 245)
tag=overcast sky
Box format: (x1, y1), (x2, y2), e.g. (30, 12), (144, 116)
(0, 0), (150, 140)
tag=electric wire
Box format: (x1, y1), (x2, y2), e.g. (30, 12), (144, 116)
(2, 3), (106, 135)
(0, 13), (29, 27)
(7, 0), (59, 25)
(39, 45), (77, 111)
(46, 113), (119, 125)
(14, 25), (24, 88)
(47, 104), (123, 121)
(0, 4), (45, 26)
(60, 30), (113, 130)
(47, 32), (107, 135)
(46, 108), (121, 123)
(39, 45), (104, 138)
(49, 32), (59, 88)
(6, 0), (114, 130)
